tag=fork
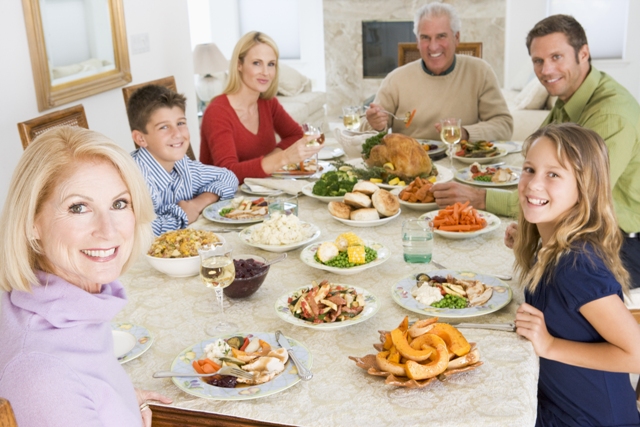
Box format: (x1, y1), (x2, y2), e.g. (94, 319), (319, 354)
(153, 365), (254, 380)
(431, 260), (512, 281)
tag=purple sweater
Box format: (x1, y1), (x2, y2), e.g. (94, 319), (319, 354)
(0, 271), (142, 427)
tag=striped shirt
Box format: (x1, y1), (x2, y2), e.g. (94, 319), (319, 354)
(131, 147), (238, 235)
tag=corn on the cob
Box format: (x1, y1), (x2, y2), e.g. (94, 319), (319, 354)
(335, 232), (364, 252)
(347, 246), (366, 264)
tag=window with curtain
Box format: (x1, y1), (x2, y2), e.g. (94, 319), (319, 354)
(548, 0), (628, 60)
(238, 0), (300, 60)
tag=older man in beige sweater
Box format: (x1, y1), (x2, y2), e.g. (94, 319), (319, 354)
(363, 3), (513, 142)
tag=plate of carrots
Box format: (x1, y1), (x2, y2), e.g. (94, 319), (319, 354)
(419, 201), (500, 239)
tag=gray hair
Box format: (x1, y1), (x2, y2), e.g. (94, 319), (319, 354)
(413, 2), (461, 36)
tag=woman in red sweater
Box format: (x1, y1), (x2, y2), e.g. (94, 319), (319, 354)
(200, 32), (322, 183)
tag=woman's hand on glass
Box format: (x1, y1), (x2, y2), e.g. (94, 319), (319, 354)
(283, 135), (323, 165)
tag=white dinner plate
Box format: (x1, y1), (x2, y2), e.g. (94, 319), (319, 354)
(240, 183), (283, 196)
(274, 284), (380, 330)
(390, 188), (439, 212)
(374, 167), (454, 190)
(492, 141), (523, 154)
(419, 209), (501, 239)
(169, 332), (312, 401)
(271, 161), (332, 179)
(203, 199), (268, 225)
(329, 209), (401, 227)
(238, 221), (321, 253)
(318, 146), (345, 160)
(300, 240), (391, 276)
(391, 271), (512, 318)
(454, 166), (521, 188)
(416, 139), (447, 158)
(453, 148), (509, 164)
(301, 183), (344, 203)
(111, 322), (153, 364)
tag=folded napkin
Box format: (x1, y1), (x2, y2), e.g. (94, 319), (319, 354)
(334, 128), (378, 159)
(244, 178), (308, 196)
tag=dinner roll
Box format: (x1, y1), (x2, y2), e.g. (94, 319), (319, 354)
(350, 208), (380, 221)
(328, 201), (352, 219)
(352, 180), (379, 196)
(372, 189), (400, 217)
(344, 192), (372, 209)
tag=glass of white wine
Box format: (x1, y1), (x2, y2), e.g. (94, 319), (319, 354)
(198, 242), (237, 335)
(342, 106), (361, 130)
(440, 118), (462, 171)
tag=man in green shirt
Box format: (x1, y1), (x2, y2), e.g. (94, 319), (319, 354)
(433, 15), (640, 287)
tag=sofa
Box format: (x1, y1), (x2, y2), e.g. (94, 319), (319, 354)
(501, 77), (555, 141)
(276, 64), (326, 126)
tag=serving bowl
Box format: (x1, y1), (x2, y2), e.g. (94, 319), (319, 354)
(224, 254), (269, 298)
(145, 254), (200, 277)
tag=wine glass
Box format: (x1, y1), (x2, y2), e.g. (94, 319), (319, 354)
(301, 123), (324, 172)
(198, 242), (237, 335)
(342, 106), (361, 130)
(440, 118), (462, 171)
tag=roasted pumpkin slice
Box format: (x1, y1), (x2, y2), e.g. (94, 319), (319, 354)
(382, 332), (393, 350)
(408, 317), (439, 338)
(390, 328), (434, 362)
(376, 351), (406, 377)
(424, 323), (471, 357)
(404, 334), (449, 380)
(397, 316), (409, 332)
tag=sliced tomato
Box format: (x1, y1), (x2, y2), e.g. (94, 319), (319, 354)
(251, 197), (265, 205)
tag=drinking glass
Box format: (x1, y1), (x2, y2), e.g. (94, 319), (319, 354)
(301, 123), (324, 173)
(402, 218), (434, 263)
(268, 195), (299, 217)
(440, 118), (462, 171)
(342, 106), (361, 130)
(198, 242), (237, 335)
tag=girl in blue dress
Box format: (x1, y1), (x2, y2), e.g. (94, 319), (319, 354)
(512, 123), (640, 427)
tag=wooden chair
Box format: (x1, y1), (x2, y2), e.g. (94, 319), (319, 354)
(122, 76), (196, 160)
(0, 398), (18, 427)
(17, 104), (89, 150)
(398, 42), (483, 67)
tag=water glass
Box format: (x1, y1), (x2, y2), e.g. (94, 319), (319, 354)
(268, 195), (299, 217)
(402, 218), (434, 263)
(342, 106), (361, 130)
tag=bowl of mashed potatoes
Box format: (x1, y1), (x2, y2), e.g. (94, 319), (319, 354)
(237, 213), (320, 253)
(146, 229), (223, 277)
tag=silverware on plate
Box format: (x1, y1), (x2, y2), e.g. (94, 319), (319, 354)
(152, 365), (254, 380)
(275, 330), (313, 381)
(431, 261), (512, 281)
(446, 322), (516, 332)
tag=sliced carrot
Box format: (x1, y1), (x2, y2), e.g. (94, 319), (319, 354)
(239, 336), (250, 351)
(405, 109), (417, 128)
(201, 363), (215, 374)
(192, 360), (205, 374)
(202, 358), (221, 372)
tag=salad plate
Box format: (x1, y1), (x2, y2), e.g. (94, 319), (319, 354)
(300, 240), (391, 276)
(301, 183), (343, 203)
(169, 332), (312, 401)
(391, 271), (512, 318)
(419, 210), (501, 240)
(271, 161), (332, 179)
(454, 165), (521, 188)
(330, 209), (401, 227)
(203, 199), (267, 225)
(317, 146), (345, 160)
(238, 221), (321, 253)
(240, 183), (283, 196)
(274, 284), (380, 330)
(374, 167), (454, 190)
(417, 139), (447, 158)
(492, 141), (523, 154)
(111, 322), (153, 364)
(453, 148), (508, 165)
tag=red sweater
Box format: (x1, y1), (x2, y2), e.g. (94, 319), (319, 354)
(199, 95), (303, 183)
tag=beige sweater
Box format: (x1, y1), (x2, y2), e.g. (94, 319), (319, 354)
(363, 55), (513, 141)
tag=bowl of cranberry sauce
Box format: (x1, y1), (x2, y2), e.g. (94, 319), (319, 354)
(224, 255), (269, 298)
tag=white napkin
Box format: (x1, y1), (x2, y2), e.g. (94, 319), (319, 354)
(625, 288), (640, 309)
(244, 178), (308, 196)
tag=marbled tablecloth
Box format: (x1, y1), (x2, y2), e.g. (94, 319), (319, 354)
(117, 147), (538, 427)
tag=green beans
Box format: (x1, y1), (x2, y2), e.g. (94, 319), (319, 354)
(431, 294), (468, 309)
(473, 175), (493, 182)
(314, 247), (377, 268)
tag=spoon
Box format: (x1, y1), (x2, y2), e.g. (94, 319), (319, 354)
(264, 253), (287, 267)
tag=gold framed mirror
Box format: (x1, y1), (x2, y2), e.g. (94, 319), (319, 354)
(22, 0), (131, 112)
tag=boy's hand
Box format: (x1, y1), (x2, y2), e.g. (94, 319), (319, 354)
(178, 192), (219, 224)
(504, 222), (518, 249)
(515, 302), (554, 357)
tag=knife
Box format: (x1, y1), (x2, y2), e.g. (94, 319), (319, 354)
(447, 322), (516, 332)
(275, 330), (313, 381)
(431, 260), (512, 281)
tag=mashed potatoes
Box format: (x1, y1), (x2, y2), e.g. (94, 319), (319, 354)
(411, 284), (444, 306)
(250, 213), (311, 245)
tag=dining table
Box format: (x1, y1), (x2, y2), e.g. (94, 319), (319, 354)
(116, 141), (539, 427)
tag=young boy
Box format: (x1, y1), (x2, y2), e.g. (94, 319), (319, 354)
(127, 84), (238, 235)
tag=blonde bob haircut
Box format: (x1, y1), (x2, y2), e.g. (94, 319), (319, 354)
(513, 123), (629, 293)
(0, 126), (155, 293)
(223, 31), (280, 99)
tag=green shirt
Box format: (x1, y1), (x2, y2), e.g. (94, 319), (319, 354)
(486, 67), (640, 233)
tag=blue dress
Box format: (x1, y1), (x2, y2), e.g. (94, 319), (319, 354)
(525, 246), (640, 427)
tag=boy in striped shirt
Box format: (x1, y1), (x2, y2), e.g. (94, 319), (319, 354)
(127, 85), (238, 235)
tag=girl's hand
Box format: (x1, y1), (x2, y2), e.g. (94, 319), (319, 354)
(135, 387), (173, 427)
(504, 222), (518, 249)
(283, 135), (323, 165)
(515, 302), (554, 357)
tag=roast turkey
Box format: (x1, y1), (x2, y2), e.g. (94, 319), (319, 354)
(365, 134), (433, 180)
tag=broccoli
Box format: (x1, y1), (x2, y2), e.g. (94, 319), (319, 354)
(312, 171), (357, 196)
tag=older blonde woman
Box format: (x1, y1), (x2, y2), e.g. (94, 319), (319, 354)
(0, 127), (171, 426)
(199, 31), (322, 183)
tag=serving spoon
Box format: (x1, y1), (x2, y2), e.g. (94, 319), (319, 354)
(264, 253), (287, 267)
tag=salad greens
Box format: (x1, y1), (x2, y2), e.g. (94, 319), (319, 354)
(361, 132), (386, 159)
(312, 170), (358, 197)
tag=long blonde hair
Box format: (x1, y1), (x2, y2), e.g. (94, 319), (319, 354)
(514, 123), (629, 293)
(0, 126), (155, 292)
(223, 31), (280, 99)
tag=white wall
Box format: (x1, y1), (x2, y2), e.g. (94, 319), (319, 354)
(0, 0), (199, 210)
(505, 0), (640, 100)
